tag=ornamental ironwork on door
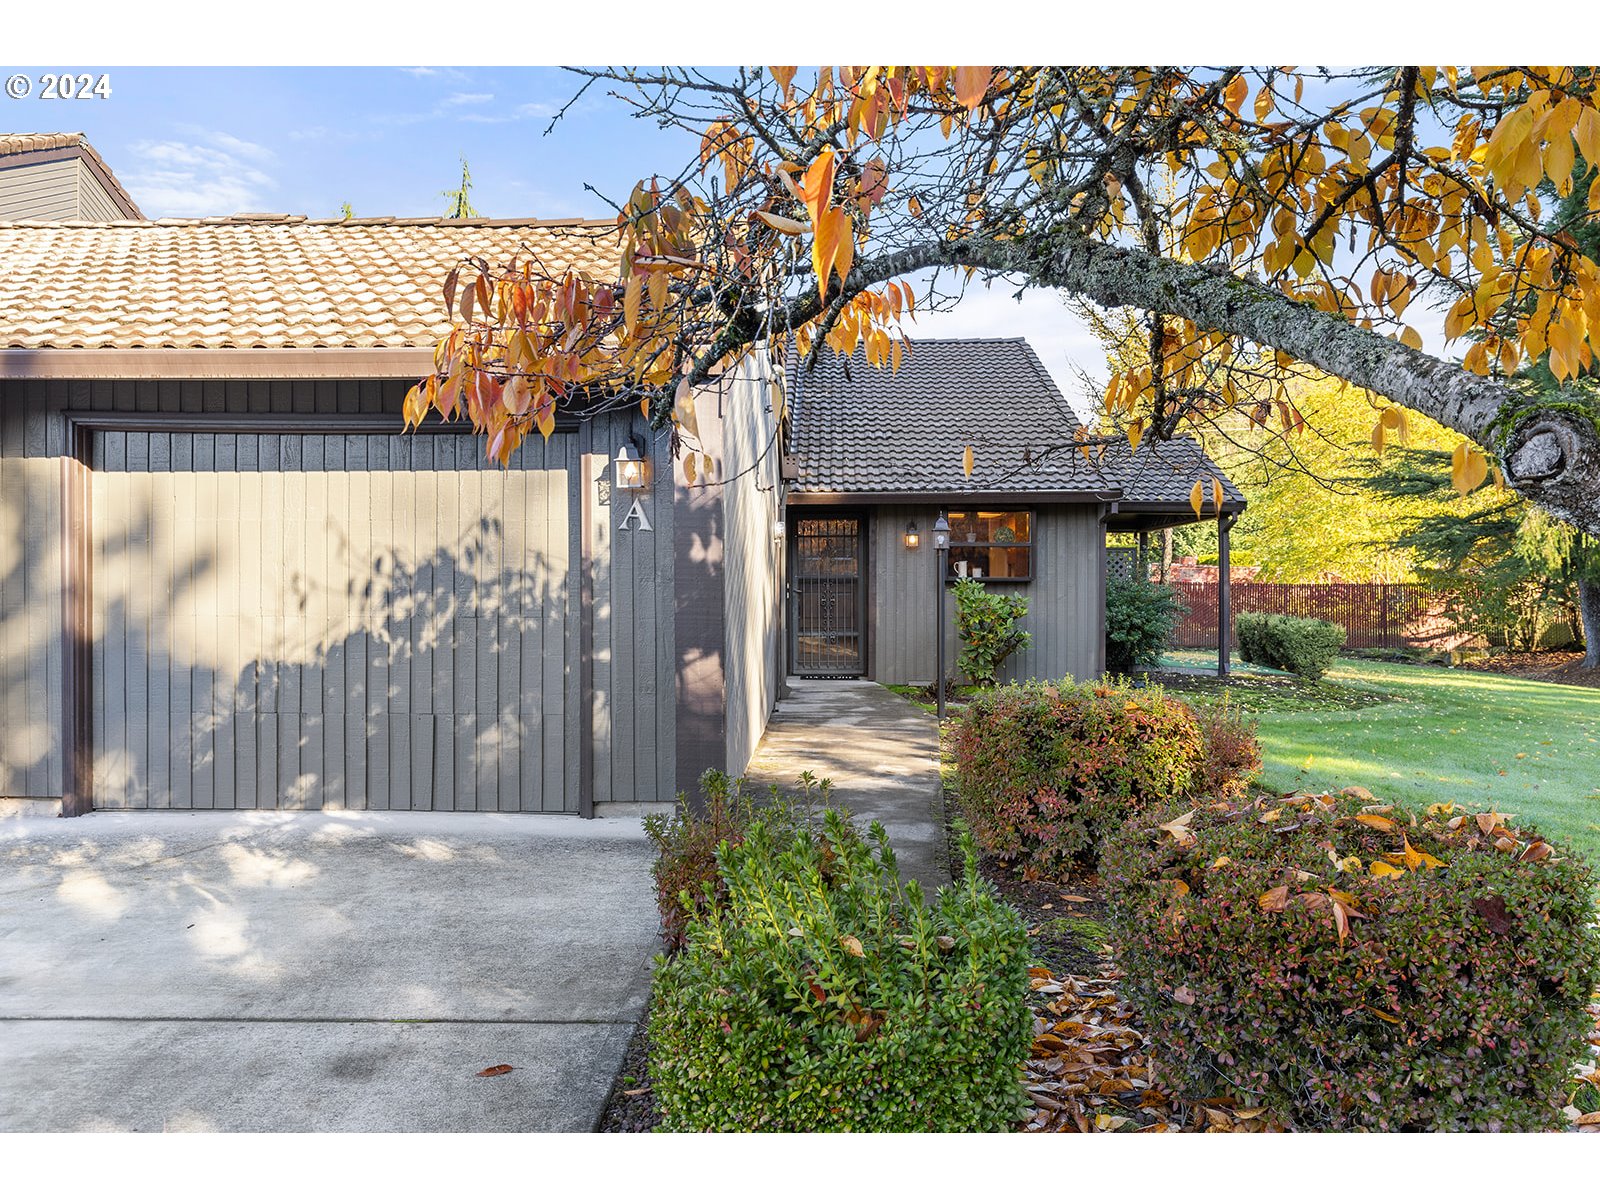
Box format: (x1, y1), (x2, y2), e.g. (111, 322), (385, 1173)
(793, 516), (864, 676)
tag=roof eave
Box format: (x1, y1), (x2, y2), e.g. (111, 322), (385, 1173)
(0, 347), (434, 380)
(788, 487), (1123, 506)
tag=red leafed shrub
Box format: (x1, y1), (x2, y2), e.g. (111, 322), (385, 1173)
(1103, 791), (1600, 1131)
(952, 678), (1227, 875)
(1191, 698), (1261, 800)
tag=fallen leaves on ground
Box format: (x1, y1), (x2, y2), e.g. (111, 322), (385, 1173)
(476, 1064), (514, 1077)
(1019, 963), (1285, 1133)
(1021, 970), (1600, 1134)
(1565, 992), (1600, 1132)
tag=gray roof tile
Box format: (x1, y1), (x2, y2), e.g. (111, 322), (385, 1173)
(785, 337), (1244, 508)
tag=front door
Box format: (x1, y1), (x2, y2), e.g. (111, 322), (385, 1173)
(792, 515), (865, 676)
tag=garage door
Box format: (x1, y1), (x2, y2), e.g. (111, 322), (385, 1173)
(89, 429), (577, 812)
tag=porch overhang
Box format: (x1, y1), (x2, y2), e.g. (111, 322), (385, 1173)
(1102, 499), (1248, 534)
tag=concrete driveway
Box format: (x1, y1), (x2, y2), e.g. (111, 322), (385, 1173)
(0, 811), (659, 1132)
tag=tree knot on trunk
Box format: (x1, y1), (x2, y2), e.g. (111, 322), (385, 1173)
(1508, 428), (1568, 481)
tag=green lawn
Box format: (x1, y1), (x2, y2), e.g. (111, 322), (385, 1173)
(1158, 652), (1600, 867)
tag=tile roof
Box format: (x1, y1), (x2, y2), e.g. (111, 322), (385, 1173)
(0, 131), (144, 219)
(785, 337), (1245, 508)
(0, 215), (620, 349)
(0, 132), (93, 156)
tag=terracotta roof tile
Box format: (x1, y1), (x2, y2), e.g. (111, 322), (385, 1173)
(785, 337), (1245, 508)
(0, 216), (620, 349)
(0, 132), (91, 156)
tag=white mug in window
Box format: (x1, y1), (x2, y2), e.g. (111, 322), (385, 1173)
(954, 560), (968, 578)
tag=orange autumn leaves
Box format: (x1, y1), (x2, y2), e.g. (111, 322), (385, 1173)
(409, 66), (1008, 463)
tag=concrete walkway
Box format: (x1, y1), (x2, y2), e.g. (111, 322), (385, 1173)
(0, 811), (658, 1132)
(742, 678), (950, 895)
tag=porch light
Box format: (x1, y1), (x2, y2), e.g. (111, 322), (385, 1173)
(614, 444), (650, 492)
(904, 521), (920, 550)
(931, 514), (950, 550)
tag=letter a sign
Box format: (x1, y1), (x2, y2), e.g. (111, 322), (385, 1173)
(618, 498), (653, 532)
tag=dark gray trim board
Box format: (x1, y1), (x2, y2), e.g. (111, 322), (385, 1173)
(61, 410), (578, 440)
(2, 349), (436, 380)
(790, 488), (1120, 506)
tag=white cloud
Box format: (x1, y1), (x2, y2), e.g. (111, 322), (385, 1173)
(443, 92), (493, 106)
(456, 100), (559, 125)
(121, 135), (277, 217)
(401, 66), (468, 82)
(201, 130), (276, 162)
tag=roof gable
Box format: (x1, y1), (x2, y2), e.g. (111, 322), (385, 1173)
(0, 132), (144, 220)
(784, 336), (1244, 509)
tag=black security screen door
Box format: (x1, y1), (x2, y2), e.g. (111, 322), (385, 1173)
(793, 516), (865, 676)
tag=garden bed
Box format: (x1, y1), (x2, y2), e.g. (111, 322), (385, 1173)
(1460, 649), (1600, 690)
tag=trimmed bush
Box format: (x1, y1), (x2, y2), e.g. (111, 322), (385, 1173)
(1103, 790), (1600, 1131)
(1105, 575), (1187, 675)
(953, 678), (1223, 875)
(953, 577), (1031, 686)
(643, 769), (837, 953)
(1235, 611), (1345, 680)
(649, 814), (1033, 1131)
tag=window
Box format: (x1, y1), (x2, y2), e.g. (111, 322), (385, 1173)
(945, 510), (1033, 582)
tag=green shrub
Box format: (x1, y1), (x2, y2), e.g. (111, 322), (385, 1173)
(953, 577), (1030, 686)
(1235, 611), (1345, 680)
(1103, 790), (1600, 1131)
(642, 769), (836, 953)
(649, 813), (1033, 1131)
(1105, 576), (1187, 675)
(952, 678), (1220, 875)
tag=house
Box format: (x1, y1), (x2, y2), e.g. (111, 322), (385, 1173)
(0, 133), (144, 221)
(783, 338), (1245, 685)
(0, 134), (1242, 820)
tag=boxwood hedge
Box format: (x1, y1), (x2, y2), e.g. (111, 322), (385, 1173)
(1235, 611), (1345, 680)
(648, 813), (1033, 1131)
(1103, 790), (1600, 1130)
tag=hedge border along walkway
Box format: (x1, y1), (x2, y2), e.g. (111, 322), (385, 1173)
(1020, 954), (1600, 1133)
(1011, 832), (1600, 1134)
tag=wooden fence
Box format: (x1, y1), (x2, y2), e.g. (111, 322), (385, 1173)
(1170, 582), (1457, 650)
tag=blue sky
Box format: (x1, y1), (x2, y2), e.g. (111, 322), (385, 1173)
(1, 65), (1108, 408)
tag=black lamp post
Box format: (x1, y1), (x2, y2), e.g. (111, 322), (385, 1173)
(932, 514), (951, 721)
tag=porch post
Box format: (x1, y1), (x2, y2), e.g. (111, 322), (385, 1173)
(1217, 513), (1233, 678)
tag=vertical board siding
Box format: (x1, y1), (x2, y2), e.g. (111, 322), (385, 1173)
(0, 394), (64, 797)
(719, 360), (783, 777)
(590, 415), (676, 807)
(0, 380), (680, 812)
(86, 428), (572, 812)
(867, 504), (1104, 686)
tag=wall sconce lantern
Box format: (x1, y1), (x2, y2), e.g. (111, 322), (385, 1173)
(614, 444), (651, 492)
(904, 521), (920, 550)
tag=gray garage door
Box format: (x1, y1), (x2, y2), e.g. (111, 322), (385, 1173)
(89, 430), (577, 812)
